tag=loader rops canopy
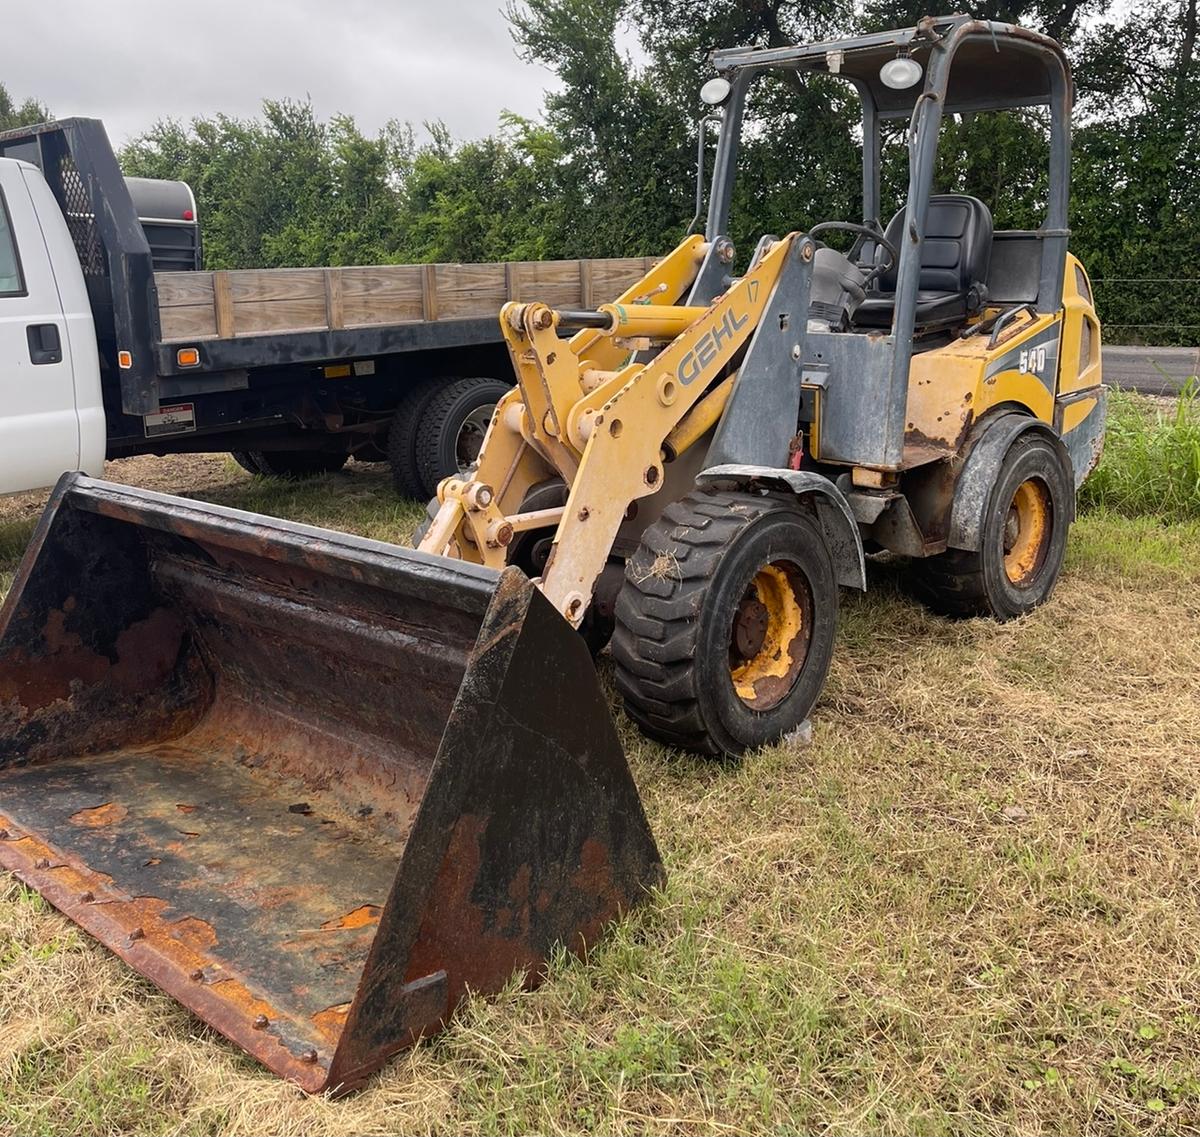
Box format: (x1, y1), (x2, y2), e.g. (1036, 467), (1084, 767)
(709, 16), (1073, 117)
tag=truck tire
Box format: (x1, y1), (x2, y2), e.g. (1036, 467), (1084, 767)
(387, 377), (445, 499)
(230, 451), (265, 476)
(914, 433), (1072, 619)
(612, 490), (838, 758)
(413, 377), (511, 499)
(246, 451), (348, 478)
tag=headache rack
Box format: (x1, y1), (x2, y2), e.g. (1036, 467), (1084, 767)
(0, 117), (195, 416)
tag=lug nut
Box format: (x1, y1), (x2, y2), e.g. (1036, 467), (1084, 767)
(301, 1049), (319, 1064)
(128, 927), (145, 942)
(34, 858), (50, 869)
(253, 1014), (270, 1030)
(80, 891), (94, 903)
(190, 968), (205, 982)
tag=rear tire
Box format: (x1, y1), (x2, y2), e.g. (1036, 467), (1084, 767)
(245, 450), (348, 478)
(612, 490), (838, 757)
(914, 433), (1072, 619)
(413, 377), (511, 498)
(388, 377), (444, 499)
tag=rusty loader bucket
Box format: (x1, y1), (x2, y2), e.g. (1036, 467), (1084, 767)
(0, 475), (661, 1093)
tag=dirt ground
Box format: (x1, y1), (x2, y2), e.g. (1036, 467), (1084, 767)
(0, 454), (238, 523)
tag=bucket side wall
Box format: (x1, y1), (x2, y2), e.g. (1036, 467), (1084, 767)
(329, 572), (663, 1091)
(0, 487), (212, 767)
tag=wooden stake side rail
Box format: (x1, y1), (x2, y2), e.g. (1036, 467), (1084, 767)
(155, 257), (659, 343)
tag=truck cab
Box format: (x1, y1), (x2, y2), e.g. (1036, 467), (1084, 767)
(0, 156), (105, 495)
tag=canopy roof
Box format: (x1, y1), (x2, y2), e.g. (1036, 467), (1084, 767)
(710, 16), (1072, 118)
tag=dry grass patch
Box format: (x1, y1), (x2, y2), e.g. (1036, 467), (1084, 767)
(0, 457), (1198, 1134)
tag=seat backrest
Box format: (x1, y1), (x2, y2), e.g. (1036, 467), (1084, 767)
(876, 194), (993, 296)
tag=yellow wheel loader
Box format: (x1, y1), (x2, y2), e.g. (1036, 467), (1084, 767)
(0, 16), (1102, 1093)
(415, 15), (1103, 754)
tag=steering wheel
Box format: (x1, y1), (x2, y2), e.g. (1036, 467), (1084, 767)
(807, 221), (900, 288)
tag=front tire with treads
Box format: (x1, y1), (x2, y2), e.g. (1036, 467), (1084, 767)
(612, 489), (838, 757)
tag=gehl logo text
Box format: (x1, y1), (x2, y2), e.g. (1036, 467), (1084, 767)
(677, 307), (749, 386)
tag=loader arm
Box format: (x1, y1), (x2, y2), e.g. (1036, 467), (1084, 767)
(418, 233), (797, 626)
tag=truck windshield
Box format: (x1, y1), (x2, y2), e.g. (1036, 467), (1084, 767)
(0, 190), (24, 296)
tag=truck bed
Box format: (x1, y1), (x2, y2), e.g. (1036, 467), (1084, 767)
(155, 256), (657, 343)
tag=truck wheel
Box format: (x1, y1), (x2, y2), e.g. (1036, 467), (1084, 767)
(247, 451), (348, 478)
(612, 490), (838, 757)
(915, 433), (1072, 619)
(413, 377), (511, 498)
(230, 451), (265, 476)
(388, 377), (444, 499)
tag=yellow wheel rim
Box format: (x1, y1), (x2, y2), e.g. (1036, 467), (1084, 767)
(1003, 478), (1052, 585)
(728, 562), (812, 710)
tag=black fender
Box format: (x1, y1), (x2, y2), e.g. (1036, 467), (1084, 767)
(947, 412), (1076, 552)
(695, 464), (867, 590)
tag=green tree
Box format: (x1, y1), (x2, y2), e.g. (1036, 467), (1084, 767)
(507, 0), (695, 256)
(0, 82), (50, 132)
(122, 101), (413, 269)
(115, 0), (1195, 342)
(395, 116), (568, 262)
(1070, 0), (1200, 343)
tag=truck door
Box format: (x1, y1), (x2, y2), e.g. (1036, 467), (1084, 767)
(0, 161), (83, 495)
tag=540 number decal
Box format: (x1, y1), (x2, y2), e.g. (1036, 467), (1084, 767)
(1018, 346), (1048, 375)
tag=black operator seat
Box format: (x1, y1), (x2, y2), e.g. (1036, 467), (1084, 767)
(855, 194), (993, 332)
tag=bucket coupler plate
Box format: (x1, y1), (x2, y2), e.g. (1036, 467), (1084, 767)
(0, 475), (662, 1093)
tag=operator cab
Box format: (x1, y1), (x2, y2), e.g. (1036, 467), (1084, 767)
(802, 193), (995, 337)
(855, 193), (993, 332)
(704, 16), (1069, 351)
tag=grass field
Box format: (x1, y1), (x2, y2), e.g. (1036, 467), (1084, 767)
(1, 393), (1199, 1135)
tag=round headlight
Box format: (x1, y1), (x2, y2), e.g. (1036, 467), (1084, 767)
(879, 56), (923, 90)
(700, 77), (732, 106)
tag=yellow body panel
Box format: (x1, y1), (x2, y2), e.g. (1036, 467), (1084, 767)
(1057, 255), (1103, 396)
(1061, 395), (1099, 432)
(896, 254), (1104, 474)
(901, 309), (1060, 467)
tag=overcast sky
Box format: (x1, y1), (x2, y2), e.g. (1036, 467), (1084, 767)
(0, 0), (567, 147)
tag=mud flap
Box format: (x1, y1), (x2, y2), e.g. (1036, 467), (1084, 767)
(0, 474), (661, 1094)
